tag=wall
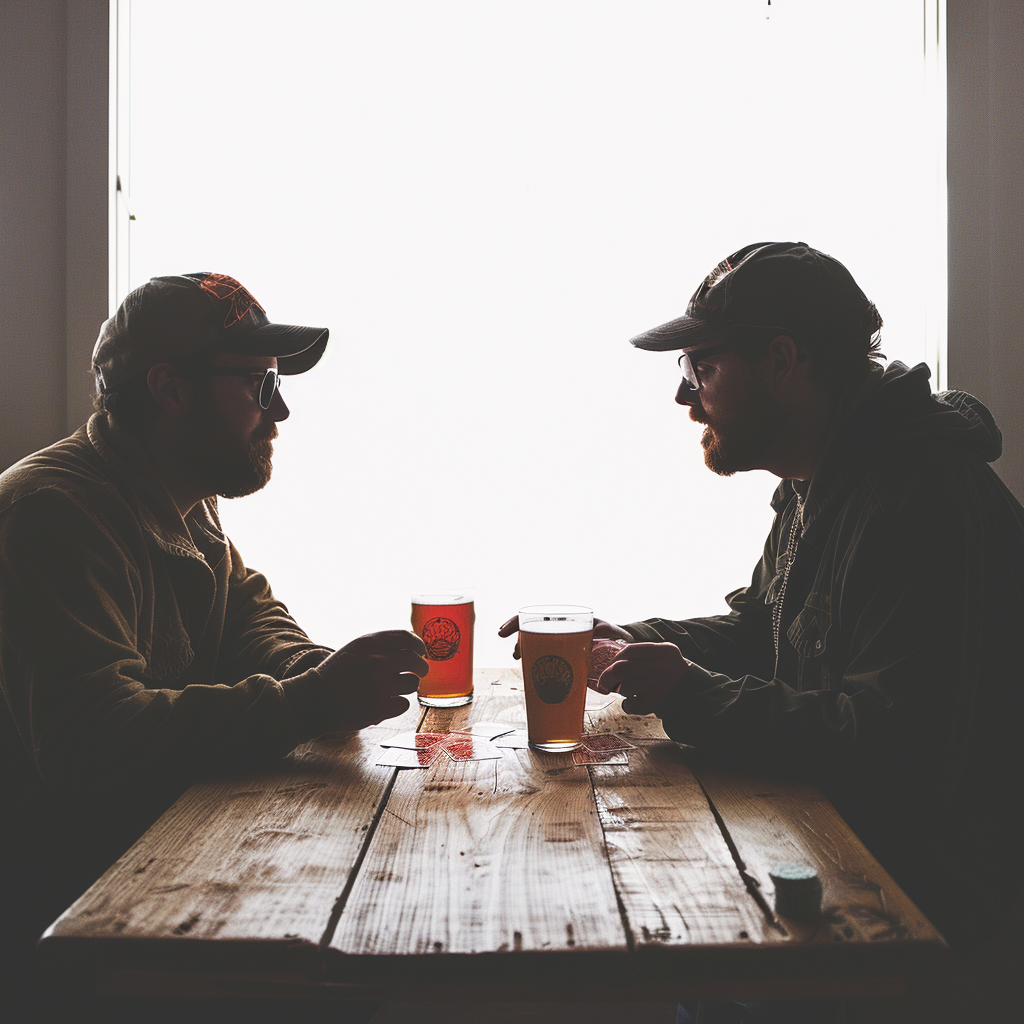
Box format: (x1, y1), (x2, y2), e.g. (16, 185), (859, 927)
(947, 0), (1024, 502)
(2, 1), (1023, 503)
(1, 1), (69, 469)
(0, 0), (107, 473)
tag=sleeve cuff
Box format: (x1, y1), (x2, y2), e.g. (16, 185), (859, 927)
(622, 620), (668, 642)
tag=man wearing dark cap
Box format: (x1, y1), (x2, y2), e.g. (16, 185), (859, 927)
(503, 242), (1024, 1018)
(0, 273), (427, 1006)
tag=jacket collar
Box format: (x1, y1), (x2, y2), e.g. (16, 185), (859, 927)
(86, 413), (225, 560)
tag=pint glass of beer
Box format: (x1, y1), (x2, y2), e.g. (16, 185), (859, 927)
(411, 591), (474, 707)
(519, 604), (593, 752)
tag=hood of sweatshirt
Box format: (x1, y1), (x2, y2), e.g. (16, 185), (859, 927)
(773, 361), (1003, 535)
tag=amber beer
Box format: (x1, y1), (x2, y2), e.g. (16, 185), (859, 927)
(519, 605), (593, 752)
(411, 592), (474, 707)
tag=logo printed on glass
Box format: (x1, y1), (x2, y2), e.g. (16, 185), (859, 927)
(531, 654), (574, 704)
(422, 616), (461, 661)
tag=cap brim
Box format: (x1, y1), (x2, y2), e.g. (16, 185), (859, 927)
(221, 323), (330, 374)
(629, 315), (737, 353)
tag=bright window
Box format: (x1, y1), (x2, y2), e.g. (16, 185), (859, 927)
(127, 1), (944, 668)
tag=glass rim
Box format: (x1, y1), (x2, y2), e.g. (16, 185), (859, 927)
(518, 603), (593, 623)
(412, 590), (474, 605)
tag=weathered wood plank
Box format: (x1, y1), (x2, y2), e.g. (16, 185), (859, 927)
(42, 699), (424, 959)
(327, 671), (626, 968)
(587, 739), (771, 950)
(38, 665), (948, 995)
(690, 764), (947, 953)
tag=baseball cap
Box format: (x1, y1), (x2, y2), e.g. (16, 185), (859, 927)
(629, 242), (879, 354)
(92, 272), (329, 393)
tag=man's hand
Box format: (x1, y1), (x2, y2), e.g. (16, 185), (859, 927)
(285, 630), (427, 737)
(497, 615), (631, 660)
(596, 642), (688, 717)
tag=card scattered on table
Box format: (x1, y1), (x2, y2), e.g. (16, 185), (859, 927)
(572, 748), (629, 766)
(380, 731), (447, 750)
(442, 735), (504, 761)
(458, 722), (516, 740)
(581, 732), (635, 752)
(492, 729), (530, 749)
(585, 690), (620, 711)
(375, 746), (441, 768)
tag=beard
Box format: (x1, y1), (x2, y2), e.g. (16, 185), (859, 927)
(185, 404), (277, 499)
(690, 391), (786, 477)
(215, 431), (276, 498)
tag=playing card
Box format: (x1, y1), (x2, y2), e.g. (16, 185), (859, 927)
(380, 731), (446, 750)
(585, 690), (620, 711)
(581, 732), (636, 752)
(572, 747), (629, 766)
(459, 722), (516, 740)
(375, 745), (440, 768)
(441, 736), (504, 761)
(588, 638), (629, 684)
(492, 729), (530, 749)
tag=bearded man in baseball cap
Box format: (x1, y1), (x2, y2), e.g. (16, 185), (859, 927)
(502, 241), (1024, 1021)
(0, 273), (427, 1011)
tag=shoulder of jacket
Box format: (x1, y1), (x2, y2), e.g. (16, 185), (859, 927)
(0, 465), (142, 547)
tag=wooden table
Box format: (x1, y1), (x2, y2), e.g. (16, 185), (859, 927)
(38, 669), (948, 1005)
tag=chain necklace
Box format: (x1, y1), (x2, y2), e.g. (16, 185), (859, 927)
(772, 493), (805, 658)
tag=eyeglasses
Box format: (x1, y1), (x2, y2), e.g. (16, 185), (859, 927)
(677, 341), (733, 394)
(192, 367), (281, 409)
(677, 327), (794, 395)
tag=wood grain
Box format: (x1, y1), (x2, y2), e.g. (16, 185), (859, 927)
(42, 699), (424, 964)
(327, 671), (626, 972)
(691, 764), (946, 952)
(38, 665), (948, 997)
(587, 739), (771, 951)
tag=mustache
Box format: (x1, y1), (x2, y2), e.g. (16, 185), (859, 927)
(254, 424), (279, 443)
(688, 406), (709, 425)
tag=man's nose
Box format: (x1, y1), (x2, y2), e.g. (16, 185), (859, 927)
(268, 387), (290, 421)
(675, 379), (699, 407)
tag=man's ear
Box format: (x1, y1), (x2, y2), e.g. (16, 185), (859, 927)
(146, 363), (192, 418)
(764, 334), (804, 392)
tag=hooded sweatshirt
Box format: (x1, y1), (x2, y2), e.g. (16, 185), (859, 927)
(624, 361), (1024, 951)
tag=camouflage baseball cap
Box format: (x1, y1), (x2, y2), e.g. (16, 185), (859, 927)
(92, 272), (329, 393)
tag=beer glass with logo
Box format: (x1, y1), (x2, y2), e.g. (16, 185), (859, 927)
(518, 604), (593, 752)
(412, 591), (474, 707)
